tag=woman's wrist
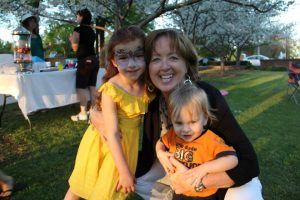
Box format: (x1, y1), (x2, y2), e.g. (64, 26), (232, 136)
(202, 172), (235, 189)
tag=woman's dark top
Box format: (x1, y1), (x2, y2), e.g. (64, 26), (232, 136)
(31, 35), (44, 60)
(136, 80), (260, 199)
(74, 25), (96, 60)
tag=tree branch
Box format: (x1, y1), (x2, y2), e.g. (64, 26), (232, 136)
(137, 0), (204, 27)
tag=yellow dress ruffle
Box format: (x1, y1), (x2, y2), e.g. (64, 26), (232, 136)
(68, 82), (153, 200)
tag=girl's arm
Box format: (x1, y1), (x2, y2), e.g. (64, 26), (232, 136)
(155, 140), (175, 174)
(101, 92), (135, 193)
(69, 31), (79, 52)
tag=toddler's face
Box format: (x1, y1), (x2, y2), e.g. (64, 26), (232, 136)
(172, 106), (207, 142)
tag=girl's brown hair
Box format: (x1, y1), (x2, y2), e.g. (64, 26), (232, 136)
(95, 26), (145, 110)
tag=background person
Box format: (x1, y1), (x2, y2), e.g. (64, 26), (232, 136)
(91, 28), (263, 200)
(21, 13), (49, 60)
(69, 8), (99, 121)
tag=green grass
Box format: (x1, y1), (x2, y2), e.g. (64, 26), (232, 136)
(1, 69), (299, 199)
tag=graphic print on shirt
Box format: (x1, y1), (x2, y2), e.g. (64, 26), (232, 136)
(174, 143), (200, 169)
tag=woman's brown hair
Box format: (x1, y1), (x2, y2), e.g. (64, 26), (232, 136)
(144, 29), (200, 88)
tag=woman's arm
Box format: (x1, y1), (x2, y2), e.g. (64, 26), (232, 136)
(69, 31), (79, 52)
(183, 155), (238, 187)
(198, 81), (259, 186)
(170, 169), (235, 194)
(101, 92), (135, 193)
(90, 107), (105, 133)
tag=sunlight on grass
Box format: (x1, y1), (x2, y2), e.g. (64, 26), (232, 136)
(1, 70), (299, 200)
(236, 90), (285, 125)
(225, 73), (285, 91)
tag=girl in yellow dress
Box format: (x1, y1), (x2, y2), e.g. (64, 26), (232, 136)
(64, 26), (154, 200)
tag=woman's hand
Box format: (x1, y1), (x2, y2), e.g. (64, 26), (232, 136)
(182, 164), (208, 187)
(117, 171), (135, 193)
(69, 32), (79, 52)
(90, 107), (107, 141)
(169, 158), (195, 194)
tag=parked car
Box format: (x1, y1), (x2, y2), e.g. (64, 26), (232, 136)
(198, 57), (220, 65)
(245, 54), (270, 66)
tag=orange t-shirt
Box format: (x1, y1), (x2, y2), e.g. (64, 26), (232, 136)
(161, 129), (236, 197)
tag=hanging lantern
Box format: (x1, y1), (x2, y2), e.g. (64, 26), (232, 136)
(12, 25), (32, 72)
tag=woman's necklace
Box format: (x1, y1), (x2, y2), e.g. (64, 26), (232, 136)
(159, 95), (172, 136)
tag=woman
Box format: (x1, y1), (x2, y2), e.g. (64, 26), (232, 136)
(69, 8), (99, 121)
(21, 13), (48, 60)
(91, 29), (263, 200)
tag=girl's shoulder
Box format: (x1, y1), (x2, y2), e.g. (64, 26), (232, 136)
(99, 82), (123, 97)
(99, 82), (152, 103)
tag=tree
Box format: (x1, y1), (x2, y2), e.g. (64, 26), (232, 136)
(0, 0), (294, 67)
(43, 22), (76, 58)
(0, 40), (12, 54)
(172, 0), (294, 75)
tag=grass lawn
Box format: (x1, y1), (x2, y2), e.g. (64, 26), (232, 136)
(0, 69), (299, 199)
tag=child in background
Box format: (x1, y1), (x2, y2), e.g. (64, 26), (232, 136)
(64, 26), (153, 200)
(156, 81), (238, 200)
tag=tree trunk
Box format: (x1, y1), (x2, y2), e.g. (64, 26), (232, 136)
(96, 17), (106, 68)
(220, 57), (225, 76)
(236, 48), (242, 66)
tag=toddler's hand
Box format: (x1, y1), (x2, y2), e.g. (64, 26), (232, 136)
(157, 151), (176, 174)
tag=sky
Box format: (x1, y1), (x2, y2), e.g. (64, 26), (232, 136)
(276, 0), (300, 39)
(1, 1), (300, 42)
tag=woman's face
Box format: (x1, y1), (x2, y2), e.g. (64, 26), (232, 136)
(148, 36), (187, 97)
(27, 18), (38, 31)
(76, 14), (83, 23)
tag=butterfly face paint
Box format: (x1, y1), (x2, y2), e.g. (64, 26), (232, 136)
(114, 46), (145, 69)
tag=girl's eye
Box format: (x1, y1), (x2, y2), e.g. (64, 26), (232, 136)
(136, 53), (144, 58)
(118, 56), (128, 60)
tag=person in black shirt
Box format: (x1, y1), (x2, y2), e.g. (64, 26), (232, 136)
(69, 8), (99, 121)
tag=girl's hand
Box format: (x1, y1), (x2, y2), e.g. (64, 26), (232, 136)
(157, 151), (176, 174)
(117, 171), (135, 193)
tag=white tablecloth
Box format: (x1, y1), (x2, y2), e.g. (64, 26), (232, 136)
(0, 67), (105, 120)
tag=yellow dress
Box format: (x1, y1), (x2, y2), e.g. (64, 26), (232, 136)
(68, 82), (153, 200)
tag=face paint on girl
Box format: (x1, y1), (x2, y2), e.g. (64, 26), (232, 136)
(114, 47), (145, 69)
